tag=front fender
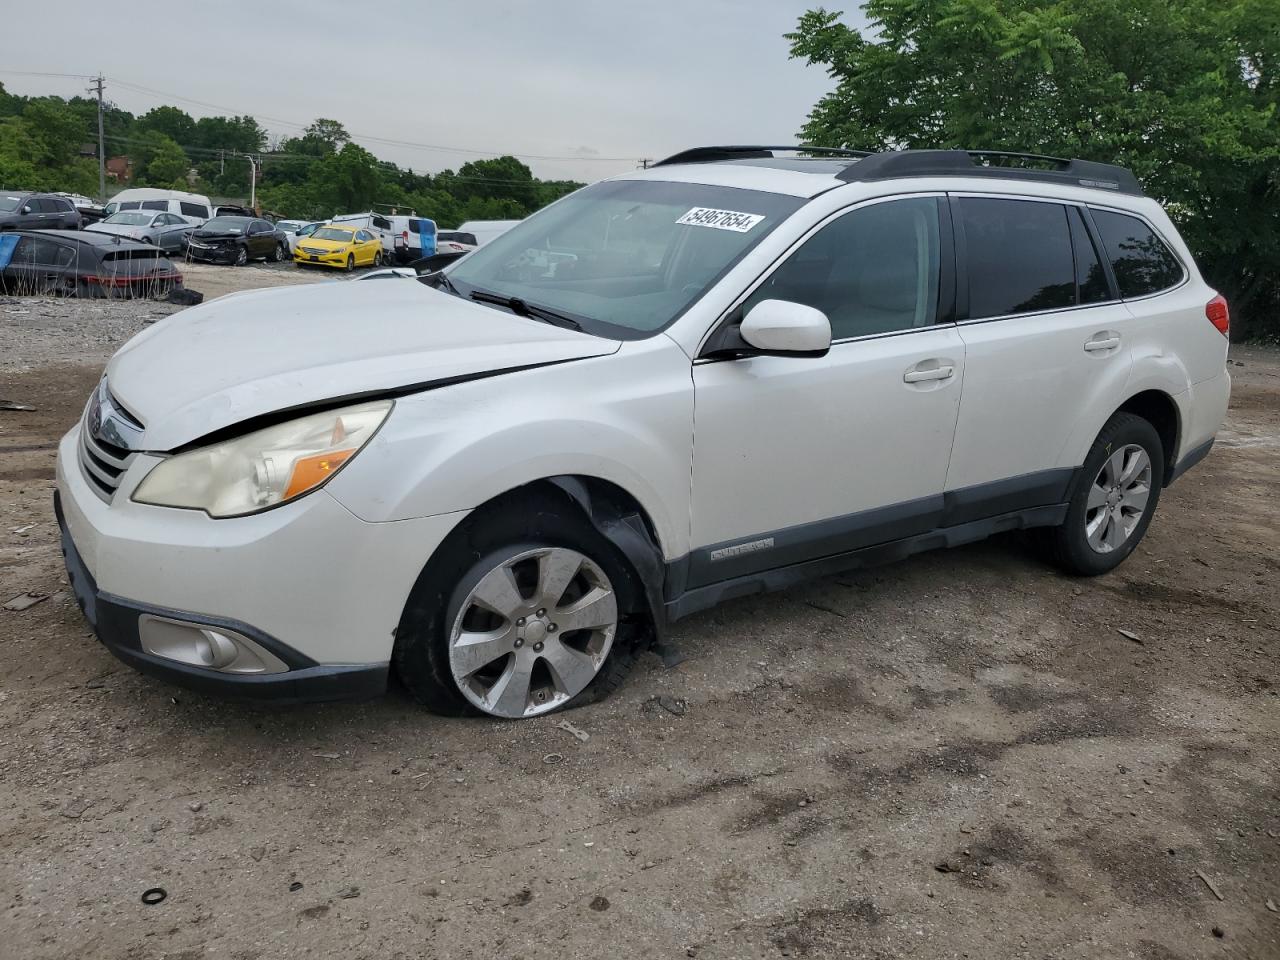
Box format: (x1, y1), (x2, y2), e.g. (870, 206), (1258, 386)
(325, 340), (694, 560)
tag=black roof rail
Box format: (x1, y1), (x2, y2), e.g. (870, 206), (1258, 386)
(652, 145), (874, 166)
(836, 149), (1143, 195)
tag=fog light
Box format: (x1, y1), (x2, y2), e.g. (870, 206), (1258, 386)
(138, 615), (288, 674)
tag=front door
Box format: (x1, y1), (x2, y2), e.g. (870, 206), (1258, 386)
(688, 195), (965, 588)
(944, 196), (1134, 510)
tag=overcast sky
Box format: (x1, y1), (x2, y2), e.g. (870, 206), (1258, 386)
(1, 1), (868, 183)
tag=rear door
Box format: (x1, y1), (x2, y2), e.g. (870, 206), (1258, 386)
(944, 194), (1135, 516)
(688, 194), (965, 586)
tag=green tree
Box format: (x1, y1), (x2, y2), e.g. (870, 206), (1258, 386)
(450, 156), (538, 210)
(787, 1), (1280, 338)
(137, 105), (196, 146)
(308, 142), (385, 213)
(144, 134), (190, 187)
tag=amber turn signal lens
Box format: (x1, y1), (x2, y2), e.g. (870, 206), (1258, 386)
(283, 449), (355, 499)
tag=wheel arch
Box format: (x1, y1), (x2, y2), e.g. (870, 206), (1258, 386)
(396, 475), (669, 662)
(1115, 389), (1181, 485)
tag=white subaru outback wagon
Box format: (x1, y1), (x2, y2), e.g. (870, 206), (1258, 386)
(56, 146), (1231, 719)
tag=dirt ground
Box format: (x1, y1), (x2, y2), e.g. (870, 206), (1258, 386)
(0, 270), (1277, 959)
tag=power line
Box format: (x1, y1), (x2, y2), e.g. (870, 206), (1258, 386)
(101, 134), (570, 186)
(103, 75), (640, 164)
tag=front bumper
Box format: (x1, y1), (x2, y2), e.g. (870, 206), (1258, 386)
(187, 244), (239, 263)
(55, 423), (467, 703)
(294, 250), (349, 268)
(57, 492), (386, 702)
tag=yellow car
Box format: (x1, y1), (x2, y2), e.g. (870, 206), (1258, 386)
(293, 225), (384, 270)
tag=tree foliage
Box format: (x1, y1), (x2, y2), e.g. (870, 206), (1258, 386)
(0, 82), (582, 229)
(788, 1), (1280, 339)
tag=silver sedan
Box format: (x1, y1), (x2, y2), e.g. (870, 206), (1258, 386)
(85, 211), (193, 254)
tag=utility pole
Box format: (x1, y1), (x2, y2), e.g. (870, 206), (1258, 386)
(88, 75), (106, 203)
(246, 154), (257, 211)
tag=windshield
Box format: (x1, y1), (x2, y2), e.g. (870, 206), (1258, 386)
(201, 217), (246, 234)
(0, 195), (25, 213)
(106, 212), (153, 225)
(314, 227), (354, 242)
(445, 179), (802, 338)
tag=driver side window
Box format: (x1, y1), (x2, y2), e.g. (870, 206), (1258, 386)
(744, 197), (943, 340)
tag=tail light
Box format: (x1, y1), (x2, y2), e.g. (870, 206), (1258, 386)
(402, 230), (409, 240)
(1205, 295), (1229, 337)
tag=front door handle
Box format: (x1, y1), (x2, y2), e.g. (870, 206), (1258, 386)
(904, 363), (955, 383)
(1084, 335), (1121, 352)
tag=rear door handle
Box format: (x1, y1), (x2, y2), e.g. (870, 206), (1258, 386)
(1084, 336), (1121, 352)
(904, 364), (955, 383)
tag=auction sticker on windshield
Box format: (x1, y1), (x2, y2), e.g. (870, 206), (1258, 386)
(676, 208), (765, 233)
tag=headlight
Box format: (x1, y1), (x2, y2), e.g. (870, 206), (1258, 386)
(132, 400), (392, 517)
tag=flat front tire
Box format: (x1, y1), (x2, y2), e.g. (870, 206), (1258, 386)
(1043, 412), (1165, 576)
(394, 492), (642, 718)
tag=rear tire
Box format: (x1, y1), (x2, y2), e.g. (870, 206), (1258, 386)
(270, 242), (284, 263)
(394, 490), (643, 718)
(1042, 412), (1164, 576)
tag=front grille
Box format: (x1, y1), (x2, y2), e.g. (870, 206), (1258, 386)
(77, 383), (142, 502)
(300, 246), (327, 255)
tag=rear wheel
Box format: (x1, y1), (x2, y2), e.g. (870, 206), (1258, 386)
(374, 250), (383, 268)
(394, 494), (642, 718)
(270, 242), (284, 263)
(1042, 412), (1164, 576)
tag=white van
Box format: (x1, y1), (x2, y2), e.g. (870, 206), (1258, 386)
(457, 219), (522, 247)
(104, 189), (213, 225)
(387, 214), (437, 263)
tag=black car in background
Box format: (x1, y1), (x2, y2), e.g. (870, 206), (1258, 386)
(0, 230), (182, 298)
(0, 192), (83, 231)
(186, 216), (287, 265)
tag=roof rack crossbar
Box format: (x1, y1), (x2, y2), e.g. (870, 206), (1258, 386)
(652, 145), (875, 167)
(835, 149), (1143, 195)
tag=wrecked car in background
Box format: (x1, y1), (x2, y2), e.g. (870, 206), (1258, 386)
(0, 230), (182, 298)
(186, 216), (288, 266)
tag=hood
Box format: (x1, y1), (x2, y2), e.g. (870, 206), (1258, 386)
(86, 223), (145, 240)
(192, 228), (242, 241)
(298, 235), (352, 252)
(105, 279), (621, 450)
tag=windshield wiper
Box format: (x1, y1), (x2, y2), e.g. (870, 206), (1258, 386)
(468, 288), (582, 331)
(419, 270), (461, 297)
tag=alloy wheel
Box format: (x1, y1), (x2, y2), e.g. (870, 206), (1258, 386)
(448, 547), (618, 718)
(1085, 444), (1152, 553)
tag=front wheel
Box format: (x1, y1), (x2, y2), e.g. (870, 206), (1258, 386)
(345, 254), (355, 272)
(234, 246), (248, 267)
(1042, 412), (1164, 576)
(394, 497), (641, 718)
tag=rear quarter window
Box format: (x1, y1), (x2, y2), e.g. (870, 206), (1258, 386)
(141, 200), (168, 211)
(1090, 209), (1184, 298)
(179, 202), (209, 219)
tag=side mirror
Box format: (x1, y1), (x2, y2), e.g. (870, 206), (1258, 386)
(21, 206), (32, 215)
(739, 299), (832, 356)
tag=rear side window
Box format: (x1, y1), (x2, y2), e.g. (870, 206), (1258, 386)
(179, 202), (208, 219)
(14, 237), (77, 266)
(745, 196), (942, 340)
(119, 201), (141, 211)
(960, 198), (1075, 318)
(1091, 209), (1183, 298)
(141, 200), (167, 211)
(373, 216), (390, 230)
